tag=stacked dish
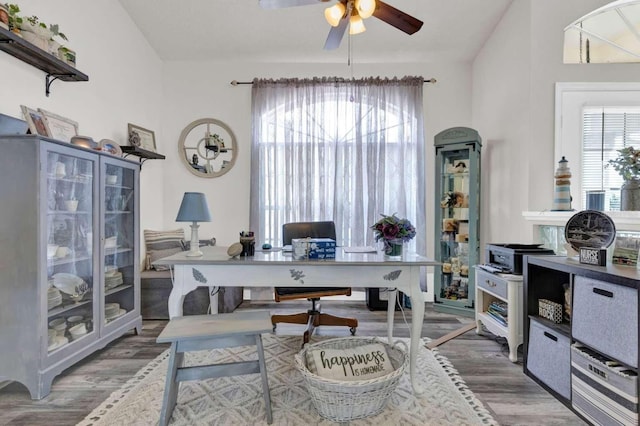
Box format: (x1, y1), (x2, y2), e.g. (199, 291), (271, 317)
(105, 303), (126, 323)
(105, 269), (123, 290)
(48, 335), (69, 352)
(48, 318), (66, 336)
(47, 286), (62, 310)
(69, 323), (88, 341)
(67, 315), (83, 327)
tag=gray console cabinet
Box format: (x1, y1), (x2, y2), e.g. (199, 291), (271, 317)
(0, 135), (142, 399)
(524, 255), (639, 424)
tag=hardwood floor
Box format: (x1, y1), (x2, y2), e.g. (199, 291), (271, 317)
(0, 300), (586, 425)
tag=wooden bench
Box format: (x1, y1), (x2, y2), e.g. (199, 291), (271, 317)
(156, 311), (273, 425)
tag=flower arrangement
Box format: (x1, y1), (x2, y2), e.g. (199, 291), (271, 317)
(371, 213), (416, 249)
(608, 147), (640, 181)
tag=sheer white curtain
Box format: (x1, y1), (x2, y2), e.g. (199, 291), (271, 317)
(250, 76), (426, 254)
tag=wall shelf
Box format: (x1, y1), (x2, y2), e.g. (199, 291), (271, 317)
(121, 146), (166, 166)
(0, 27), (88, 96)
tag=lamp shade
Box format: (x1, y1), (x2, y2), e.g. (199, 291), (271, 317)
(356, 0), (375, 19)
(325, 2), (346, 27)
(175, 192), (212, 222)
(349, 14), (366, 35)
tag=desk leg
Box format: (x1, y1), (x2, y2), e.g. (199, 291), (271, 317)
(168, 266), (187, 319)
(386, 289), (397, 343)
(209, 287), (218, 314)
(168, 289), (186, 319)
(409, 283), (425, 394)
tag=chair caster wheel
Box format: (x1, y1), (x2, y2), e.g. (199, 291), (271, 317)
(350, 327), (357, 335)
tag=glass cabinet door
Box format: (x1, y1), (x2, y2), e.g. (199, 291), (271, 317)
(433, 127), (481, 317)
(437, 150), (472, 301)
(102, 159), (138, 327)
(45, 147), (98, 354)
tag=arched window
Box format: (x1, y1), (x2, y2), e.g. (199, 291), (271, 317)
(250, 77), (426, 254)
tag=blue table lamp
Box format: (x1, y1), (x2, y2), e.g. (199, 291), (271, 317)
(176, 192), (212, 257)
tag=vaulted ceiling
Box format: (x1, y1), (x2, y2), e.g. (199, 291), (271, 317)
(118, 0), (513, 63)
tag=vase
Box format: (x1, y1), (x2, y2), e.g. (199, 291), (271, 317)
(384, 241), (403, 259)
(621, 178), (640, 211)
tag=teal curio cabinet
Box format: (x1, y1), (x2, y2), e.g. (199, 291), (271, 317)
(433, 127), (482, 317)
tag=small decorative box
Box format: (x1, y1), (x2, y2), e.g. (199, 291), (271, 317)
(292, 238), (336, 260)
(538, 299), (563, 324)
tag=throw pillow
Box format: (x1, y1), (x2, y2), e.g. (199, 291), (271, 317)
(144, 229), (185, 271)
(306, 343), (394, 381)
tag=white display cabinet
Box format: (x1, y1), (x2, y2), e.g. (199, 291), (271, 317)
(0, 135), (141, 399)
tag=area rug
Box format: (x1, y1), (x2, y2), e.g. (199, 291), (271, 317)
(77, 335), (497, 426)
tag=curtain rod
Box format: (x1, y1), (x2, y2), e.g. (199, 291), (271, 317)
(230, 78), (437, 85)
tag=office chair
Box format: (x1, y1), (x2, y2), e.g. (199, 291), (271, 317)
(271, 221), (358, 344)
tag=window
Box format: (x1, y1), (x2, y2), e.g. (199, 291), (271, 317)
(249, 77), (426, 253)
(555, 82), (640, 211)
(582, 107), (640, 210)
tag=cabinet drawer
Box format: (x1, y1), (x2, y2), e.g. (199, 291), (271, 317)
(571, 344), (638, 426)
(572, 276), (638, 368)
(476, 268), (508, 299)
(527, 318), (571, 399)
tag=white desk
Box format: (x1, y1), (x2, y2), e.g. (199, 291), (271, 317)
(154, 246), (438, 393)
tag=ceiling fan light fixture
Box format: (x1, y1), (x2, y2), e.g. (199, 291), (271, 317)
(349, 13), (366, 35)
(324, 3), (346, 27)
(355, 0), (375, 19)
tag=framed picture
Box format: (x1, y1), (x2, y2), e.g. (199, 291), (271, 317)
(127, 123), (156, 152)
(612, 233), (640, 267)
(38, 109), (78, 143)
(20, 105), (49, 137)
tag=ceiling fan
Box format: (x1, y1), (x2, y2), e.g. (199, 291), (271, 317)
(259, 0), (424, 50)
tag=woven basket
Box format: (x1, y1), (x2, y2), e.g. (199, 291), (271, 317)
(294, 337), (407, 422)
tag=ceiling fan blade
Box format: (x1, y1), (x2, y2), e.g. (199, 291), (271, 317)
(324, 16), (349, 50)
(259, 0), (327, 9)
(372, 0), (423, 35)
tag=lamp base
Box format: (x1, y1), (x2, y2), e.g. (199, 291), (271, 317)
(187, 221), (202, 257)
(186, 249), (203, 257)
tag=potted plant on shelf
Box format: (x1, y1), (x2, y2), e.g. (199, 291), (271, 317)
(19, 15), (51, 49)
(47, 23), (67, 57)
(608, 146), (640, 211)
(0, 4), (9, 30)
(58, 45), (76, 66)
(6, 3), (22, 35)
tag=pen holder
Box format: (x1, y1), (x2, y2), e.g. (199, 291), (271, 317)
(240, 236), (255, 257)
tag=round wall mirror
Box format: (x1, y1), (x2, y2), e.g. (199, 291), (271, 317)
(178, 118), (237, 178)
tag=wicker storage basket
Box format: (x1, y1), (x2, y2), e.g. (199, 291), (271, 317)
(294, 337), (407, 422)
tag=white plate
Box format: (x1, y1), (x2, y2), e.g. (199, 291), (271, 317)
(47, 336), (69, 352)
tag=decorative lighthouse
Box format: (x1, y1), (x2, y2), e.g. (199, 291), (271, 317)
(553, 156), (573, 211)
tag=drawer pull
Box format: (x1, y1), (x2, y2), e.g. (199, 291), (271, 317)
(593, 288), (613, 298)
(485, 279), (496, 287)
(543, 331), (558, 342)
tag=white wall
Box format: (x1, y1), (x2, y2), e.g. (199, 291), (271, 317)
(0, 0), (166, 245)
(162, 61), (474, 253)
(472, 0), (640, 254)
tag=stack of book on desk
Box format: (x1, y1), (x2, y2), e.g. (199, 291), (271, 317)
(487, 300), (508, 326)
